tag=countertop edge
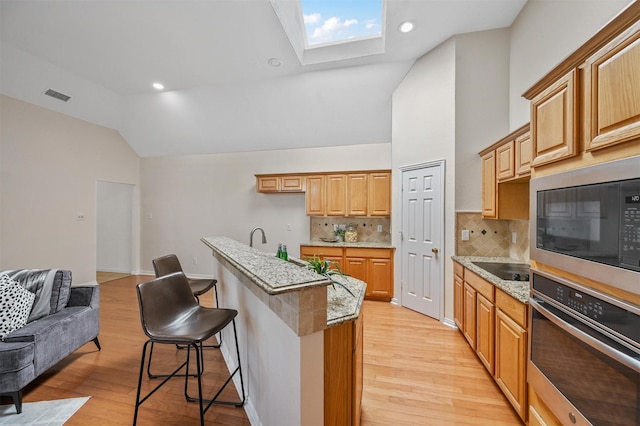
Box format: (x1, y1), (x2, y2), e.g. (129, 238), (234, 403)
(452, 256), (530, 304)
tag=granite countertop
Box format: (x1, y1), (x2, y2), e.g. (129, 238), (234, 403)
(451, 256), (530, 304)
(202, 236), (367, 327)
(302, 240), (394, 249)
(326, 274), (366, 327)
(202, 236), (331, 295)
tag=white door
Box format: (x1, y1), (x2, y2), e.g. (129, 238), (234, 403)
(401, 162), (444, 320)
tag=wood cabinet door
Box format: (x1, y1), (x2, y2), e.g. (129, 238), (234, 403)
(326, 174), (347, 216)
(281, 175), (304, 192)
(257, 176), (279, 192)
(530, 69), (578, 167)
(453, 274), (464, 330)
(347, 174), (368, 216)
(584, 22), (640, 151)
(495, 309), (528, 421)
(366, 258), (392, 300)
(305, 176), (325, 216)
(344, 257), (367, 283)
(462, 283), (477, 349)
(481, 151), (497, 219)
(352, 313), (364, 426)
(496, 141), (515, 182)
(476, 293), (495, 375)
(515, 131), (532, 176)
(300, 246), (343, 271)
(368, 172), (391, 216)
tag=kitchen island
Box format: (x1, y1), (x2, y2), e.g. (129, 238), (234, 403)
(201, 237), (366, 426)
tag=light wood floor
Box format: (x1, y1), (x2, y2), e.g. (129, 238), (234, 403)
(96, 271), (131, 284)
(11, 275), (522, 425)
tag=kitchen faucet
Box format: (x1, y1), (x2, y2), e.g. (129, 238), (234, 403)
(249, 227), (267, 248)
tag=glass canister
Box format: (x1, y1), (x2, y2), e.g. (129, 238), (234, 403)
(344, 224), (358, 243)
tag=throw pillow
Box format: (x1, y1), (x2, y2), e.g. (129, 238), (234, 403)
(0, 274), (36, 340)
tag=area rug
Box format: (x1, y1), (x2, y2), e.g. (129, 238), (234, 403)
(0, 396), (89, 425)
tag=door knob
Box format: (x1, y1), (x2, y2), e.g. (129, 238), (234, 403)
(432, 248), (439, 254)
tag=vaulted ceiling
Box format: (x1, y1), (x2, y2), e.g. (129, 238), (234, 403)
(0, 0), (527, 157)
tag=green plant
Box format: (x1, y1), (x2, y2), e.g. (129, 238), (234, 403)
(305, 255), (355, 297)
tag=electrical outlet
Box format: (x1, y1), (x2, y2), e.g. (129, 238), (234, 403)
(76, 213), (85, 221)
(512, 232), (517, 244)
(377, 224), (383, 232)
(461, 230), (470, 241)
(193, 256), (198, 265)
(286, 224), (292, 231)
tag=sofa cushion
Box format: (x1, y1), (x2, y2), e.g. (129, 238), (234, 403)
(49, 270), (72, 314)
(2, 269), (70, 322)
(0, 274), (36, 340)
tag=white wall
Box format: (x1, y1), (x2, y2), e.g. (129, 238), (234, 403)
(96, 181), (134, 273)
(140, 143), (391, 276)
(455, 28), (511, 211)
(509, 0), (634, 129)
(0, 95), (140, 284)
(391, 40), (457, 319)
(392, 28), (511, 322)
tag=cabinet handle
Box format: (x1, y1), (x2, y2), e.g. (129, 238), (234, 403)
(432, 248), (439, 254)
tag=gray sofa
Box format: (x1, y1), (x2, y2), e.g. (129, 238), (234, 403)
(0, 269), (100, 414)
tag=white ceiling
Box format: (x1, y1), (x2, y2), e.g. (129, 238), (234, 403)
(0, 0), (527, 158)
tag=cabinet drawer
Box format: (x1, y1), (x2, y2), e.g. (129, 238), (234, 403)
(454, 261), (464, 279)
(344, 247), (392, 259)
(300, 246), (343, 258)
(464, 269), (495, 302)
(496, 288), (527, 328)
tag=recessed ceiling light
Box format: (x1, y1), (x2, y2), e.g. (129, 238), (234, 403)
(399, 21), (415, 33)
(268, 58), (283, 67)
(152, 82), (164, 90)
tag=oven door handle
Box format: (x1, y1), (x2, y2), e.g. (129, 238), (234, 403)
(531, 298), (640, 373)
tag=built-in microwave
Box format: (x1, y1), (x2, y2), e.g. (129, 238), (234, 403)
(530, 155), (640, 296)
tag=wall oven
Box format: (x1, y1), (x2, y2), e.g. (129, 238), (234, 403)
(529, 269), (640, 425)
(530, 155), (640, 296)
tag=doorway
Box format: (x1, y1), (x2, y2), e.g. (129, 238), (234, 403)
(400, 161), (444, 320)
(96, 181), (134, 281)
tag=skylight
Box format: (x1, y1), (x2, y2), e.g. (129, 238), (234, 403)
(300, 0), (382, 47)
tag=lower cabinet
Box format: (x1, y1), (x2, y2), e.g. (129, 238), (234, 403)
(301, 246), (394, 301)
(324, 313), (363, 426)
(528, 385), (563, 426)
(453, 261), (528, 422)
(495, 307), (527, 420)
(300, 246), (344, 271)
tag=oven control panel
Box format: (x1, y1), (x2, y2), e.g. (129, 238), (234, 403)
(621, 180), (640, 270)
(532, 272), (640, 345)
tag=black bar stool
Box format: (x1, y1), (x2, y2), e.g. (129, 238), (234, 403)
(133, 272), (245, 426)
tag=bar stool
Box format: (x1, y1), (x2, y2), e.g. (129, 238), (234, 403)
(133, 272), (245, 426)
(148, 254), (221, 378)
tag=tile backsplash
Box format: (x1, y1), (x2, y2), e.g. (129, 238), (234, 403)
(455, 212), (529, 262)
(310, 217), (391, 243)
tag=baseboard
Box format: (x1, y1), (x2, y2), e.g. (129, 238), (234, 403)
(442, 317), (457, 329)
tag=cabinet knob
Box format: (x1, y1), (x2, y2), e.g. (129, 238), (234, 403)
(432, 248), (439, 254)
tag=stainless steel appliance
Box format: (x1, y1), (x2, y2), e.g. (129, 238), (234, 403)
(530, 155), (640, 296)
(528, 269), (640, 426)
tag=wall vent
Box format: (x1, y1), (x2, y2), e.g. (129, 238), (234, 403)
(43, 88), (71, 102)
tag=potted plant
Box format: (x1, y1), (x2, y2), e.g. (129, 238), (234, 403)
(305, 256), (355, 297)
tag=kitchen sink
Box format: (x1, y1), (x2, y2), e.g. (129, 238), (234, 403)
(471, 261), (530, 282)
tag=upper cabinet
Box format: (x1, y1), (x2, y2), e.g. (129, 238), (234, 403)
(256, 175), (305, 193)
(367, 172), (391, 216)
(257, 170), (391, 217)
(530, 69), (578, 167)
(306, 175), (326, 216)
(583, 22), (640, 152)
(523, 3), (640, 174)
(479, 124), (530, 220)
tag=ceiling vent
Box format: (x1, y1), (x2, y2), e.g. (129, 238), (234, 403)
(43, 88), (71, 102)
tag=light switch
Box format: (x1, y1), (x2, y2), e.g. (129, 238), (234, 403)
(461, 230), (470, 241)
(377, 225), (383, 232)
